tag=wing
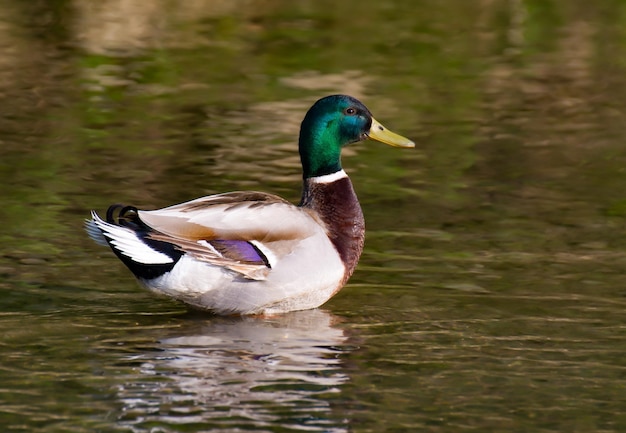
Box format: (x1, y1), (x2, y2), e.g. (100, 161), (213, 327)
(138, 191), (321, 242)
(135, 191), (325, 280)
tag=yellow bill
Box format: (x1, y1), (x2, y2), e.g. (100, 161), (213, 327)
(368, 118), (415, 148)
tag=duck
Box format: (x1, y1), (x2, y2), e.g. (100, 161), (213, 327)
(85, 94), (414, 315)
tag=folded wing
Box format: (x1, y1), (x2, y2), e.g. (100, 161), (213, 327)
(135, 191), (324, 280)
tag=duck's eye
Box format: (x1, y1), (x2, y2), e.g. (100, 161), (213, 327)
(345, 107), (357, 115)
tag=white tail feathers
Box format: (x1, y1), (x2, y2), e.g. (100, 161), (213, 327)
(85, 211), (174, 265)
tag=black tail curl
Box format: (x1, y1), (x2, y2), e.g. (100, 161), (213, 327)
(106, 204), (143, 229)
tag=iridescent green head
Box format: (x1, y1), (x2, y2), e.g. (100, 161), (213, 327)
(298, 95), (414, 179)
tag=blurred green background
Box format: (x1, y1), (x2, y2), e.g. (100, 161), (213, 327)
(1, 1), (626, 432)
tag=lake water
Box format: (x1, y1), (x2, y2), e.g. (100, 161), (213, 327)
(1, 0), (626, 431)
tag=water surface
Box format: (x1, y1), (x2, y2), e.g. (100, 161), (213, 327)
(1, 0), (626, 432)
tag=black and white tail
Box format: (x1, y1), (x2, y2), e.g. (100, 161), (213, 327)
(85, 206), (182, 279)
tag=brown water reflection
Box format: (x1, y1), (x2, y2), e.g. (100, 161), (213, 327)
(1, 0), (626, 432)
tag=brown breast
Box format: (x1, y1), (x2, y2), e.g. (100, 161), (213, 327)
(300, 176), (365, 284)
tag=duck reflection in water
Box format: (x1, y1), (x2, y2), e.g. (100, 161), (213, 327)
(115, 309), (352, 432)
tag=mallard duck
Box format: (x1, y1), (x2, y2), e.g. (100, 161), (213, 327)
(85, 95), (414, 315)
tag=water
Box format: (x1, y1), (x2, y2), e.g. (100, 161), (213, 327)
(1, 0), (626, 431)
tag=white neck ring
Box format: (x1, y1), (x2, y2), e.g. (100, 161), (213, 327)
(309, 169), (348, 184)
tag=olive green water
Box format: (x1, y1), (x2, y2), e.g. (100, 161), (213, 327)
(1, 1), (626, 432)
